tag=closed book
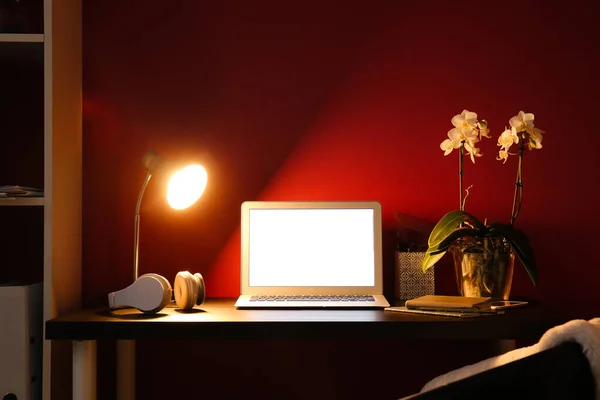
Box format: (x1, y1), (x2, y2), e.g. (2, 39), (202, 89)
(385, 306), (493, 318)
(405, 295), (494, 312)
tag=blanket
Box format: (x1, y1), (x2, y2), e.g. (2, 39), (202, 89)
(421, 318), (600, 397)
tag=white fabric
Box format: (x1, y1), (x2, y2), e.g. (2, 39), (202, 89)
(421, 318), (600, 397)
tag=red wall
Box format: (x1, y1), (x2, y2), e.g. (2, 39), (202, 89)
(83, 1), (600, 398)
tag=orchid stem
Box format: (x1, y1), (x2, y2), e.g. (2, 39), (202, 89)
(459, 142), (464, 211)
(510, 141), (525, 225)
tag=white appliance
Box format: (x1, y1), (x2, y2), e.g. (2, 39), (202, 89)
(0, 283), (42, 400)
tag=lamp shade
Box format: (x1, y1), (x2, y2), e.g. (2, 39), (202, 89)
(167, 164), (208, 210)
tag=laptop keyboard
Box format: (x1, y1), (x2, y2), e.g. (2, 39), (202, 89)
(249, 295), (375, 302)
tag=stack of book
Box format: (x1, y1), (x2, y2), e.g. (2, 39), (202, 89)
(385, 295), (502, 318)
(0, 185), (44, 198)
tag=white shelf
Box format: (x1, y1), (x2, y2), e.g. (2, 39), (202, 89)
(0, 33), (44, 43)
(0, 197), (44, 206)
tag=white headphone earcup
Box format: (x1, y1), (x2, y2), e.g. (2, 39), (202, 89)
(108, 275), (169, 314)
(175, 271), (195, 310)
(140, 273), (172, 310)
(194, 273), (205, 306)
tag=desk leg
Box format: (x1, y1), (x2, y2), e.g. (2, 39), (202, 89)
(117, 340), (136, 400)
(73, 340), (97, 400)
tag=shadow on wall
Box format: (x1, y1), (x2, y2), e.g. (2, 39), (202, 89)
(131, 337), (504, 400)
(83, 1), (600, 400)
(82, 0), (396, 305)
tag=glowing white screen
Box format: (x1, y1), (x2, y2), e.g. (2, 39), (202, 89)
(248, 208), (375, 287)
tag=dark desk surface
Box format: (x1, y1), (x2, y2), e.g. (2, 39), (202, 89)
(45, 298), (567, 341)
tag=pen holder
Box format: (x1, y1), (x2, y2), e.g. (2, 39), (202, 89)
(395, 251), (434, 302)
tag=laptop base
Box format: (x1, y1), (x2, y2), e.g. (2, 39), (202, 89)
(235, 294), (390, 309)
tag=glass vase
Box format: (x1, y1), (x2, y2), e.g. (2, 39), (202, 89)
(450, 236), (515, 300)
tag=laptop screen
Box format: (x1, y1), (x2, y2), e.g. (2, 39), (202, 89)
(248, 208), (375, 287)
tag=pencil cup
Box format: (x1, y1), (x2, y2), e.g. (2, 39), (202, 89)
(395, 251), (434, 302)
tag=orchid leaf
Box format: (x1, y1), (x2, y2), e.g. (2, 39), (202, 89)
(427, 210), (486, 249)
(421, 251), (446, 272)
(488, 223), (538, 285)
(434, 227), (484, 253)
(422, 227), (484, 271)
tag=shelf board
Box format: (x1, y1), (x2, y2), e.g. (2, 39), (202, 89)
(0, 40), (43, 66)
(0, 197), (44, 206)
(0, 34), (44, 43)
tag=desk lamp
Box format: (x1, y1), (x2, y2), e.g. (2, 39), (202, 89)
(108, 151), (208, 313)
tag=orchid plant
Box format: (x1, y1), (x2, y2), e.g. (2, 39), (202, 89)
(421, 110), (544, 286)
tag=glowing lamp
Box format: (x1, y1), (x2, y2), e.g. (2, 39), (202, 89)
(167, 164), (208, 210)
(133, 152), (207, 280)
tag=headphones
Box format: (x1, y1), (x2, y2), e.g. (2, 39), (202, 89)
(108, 271), (205, 313)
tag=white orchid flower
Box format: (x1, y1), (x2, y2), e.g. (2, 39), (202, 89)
(442, 126), (477, 155)
(509, 111), (535, 136)
(448, 127), (464, 146)
(497, 127), (517, 151)
(464, 141), (482, 163)
(443, 110), (487, 161)
(497, 150), (509, 164)
(440, 138), (455, 155)
(440, 128), (463, 156)
(451, 110), (479, 136)
(464, 129), (480, 145)
(450, 124), (480, 145)
(527, 127), (544, 150)
(448, 128), (481, 161)
(506, 111), (545, 151)
(477, 120), (491, 139)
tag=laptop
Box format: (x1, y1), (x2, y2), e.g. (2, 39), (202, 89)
(235, 201), (390, 308)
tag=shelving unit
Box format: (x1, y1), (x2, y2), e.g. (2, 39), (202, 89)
(0, 197), (44, 206)
(0, 33), (44, 42)
(0, 1), (82, 399)
(0, 22), (46, 398)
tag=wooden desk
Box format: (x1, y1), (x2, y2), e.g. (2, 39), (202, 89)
(45, 299), (566, 400)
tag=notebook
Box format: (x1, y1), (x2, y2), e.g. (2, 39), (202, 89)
(235, 201), (390, 308)
(405, 295), (493, 311)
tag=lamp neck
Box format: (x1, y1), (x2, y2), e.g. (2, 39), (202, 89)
(134, 172), (152, 282)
